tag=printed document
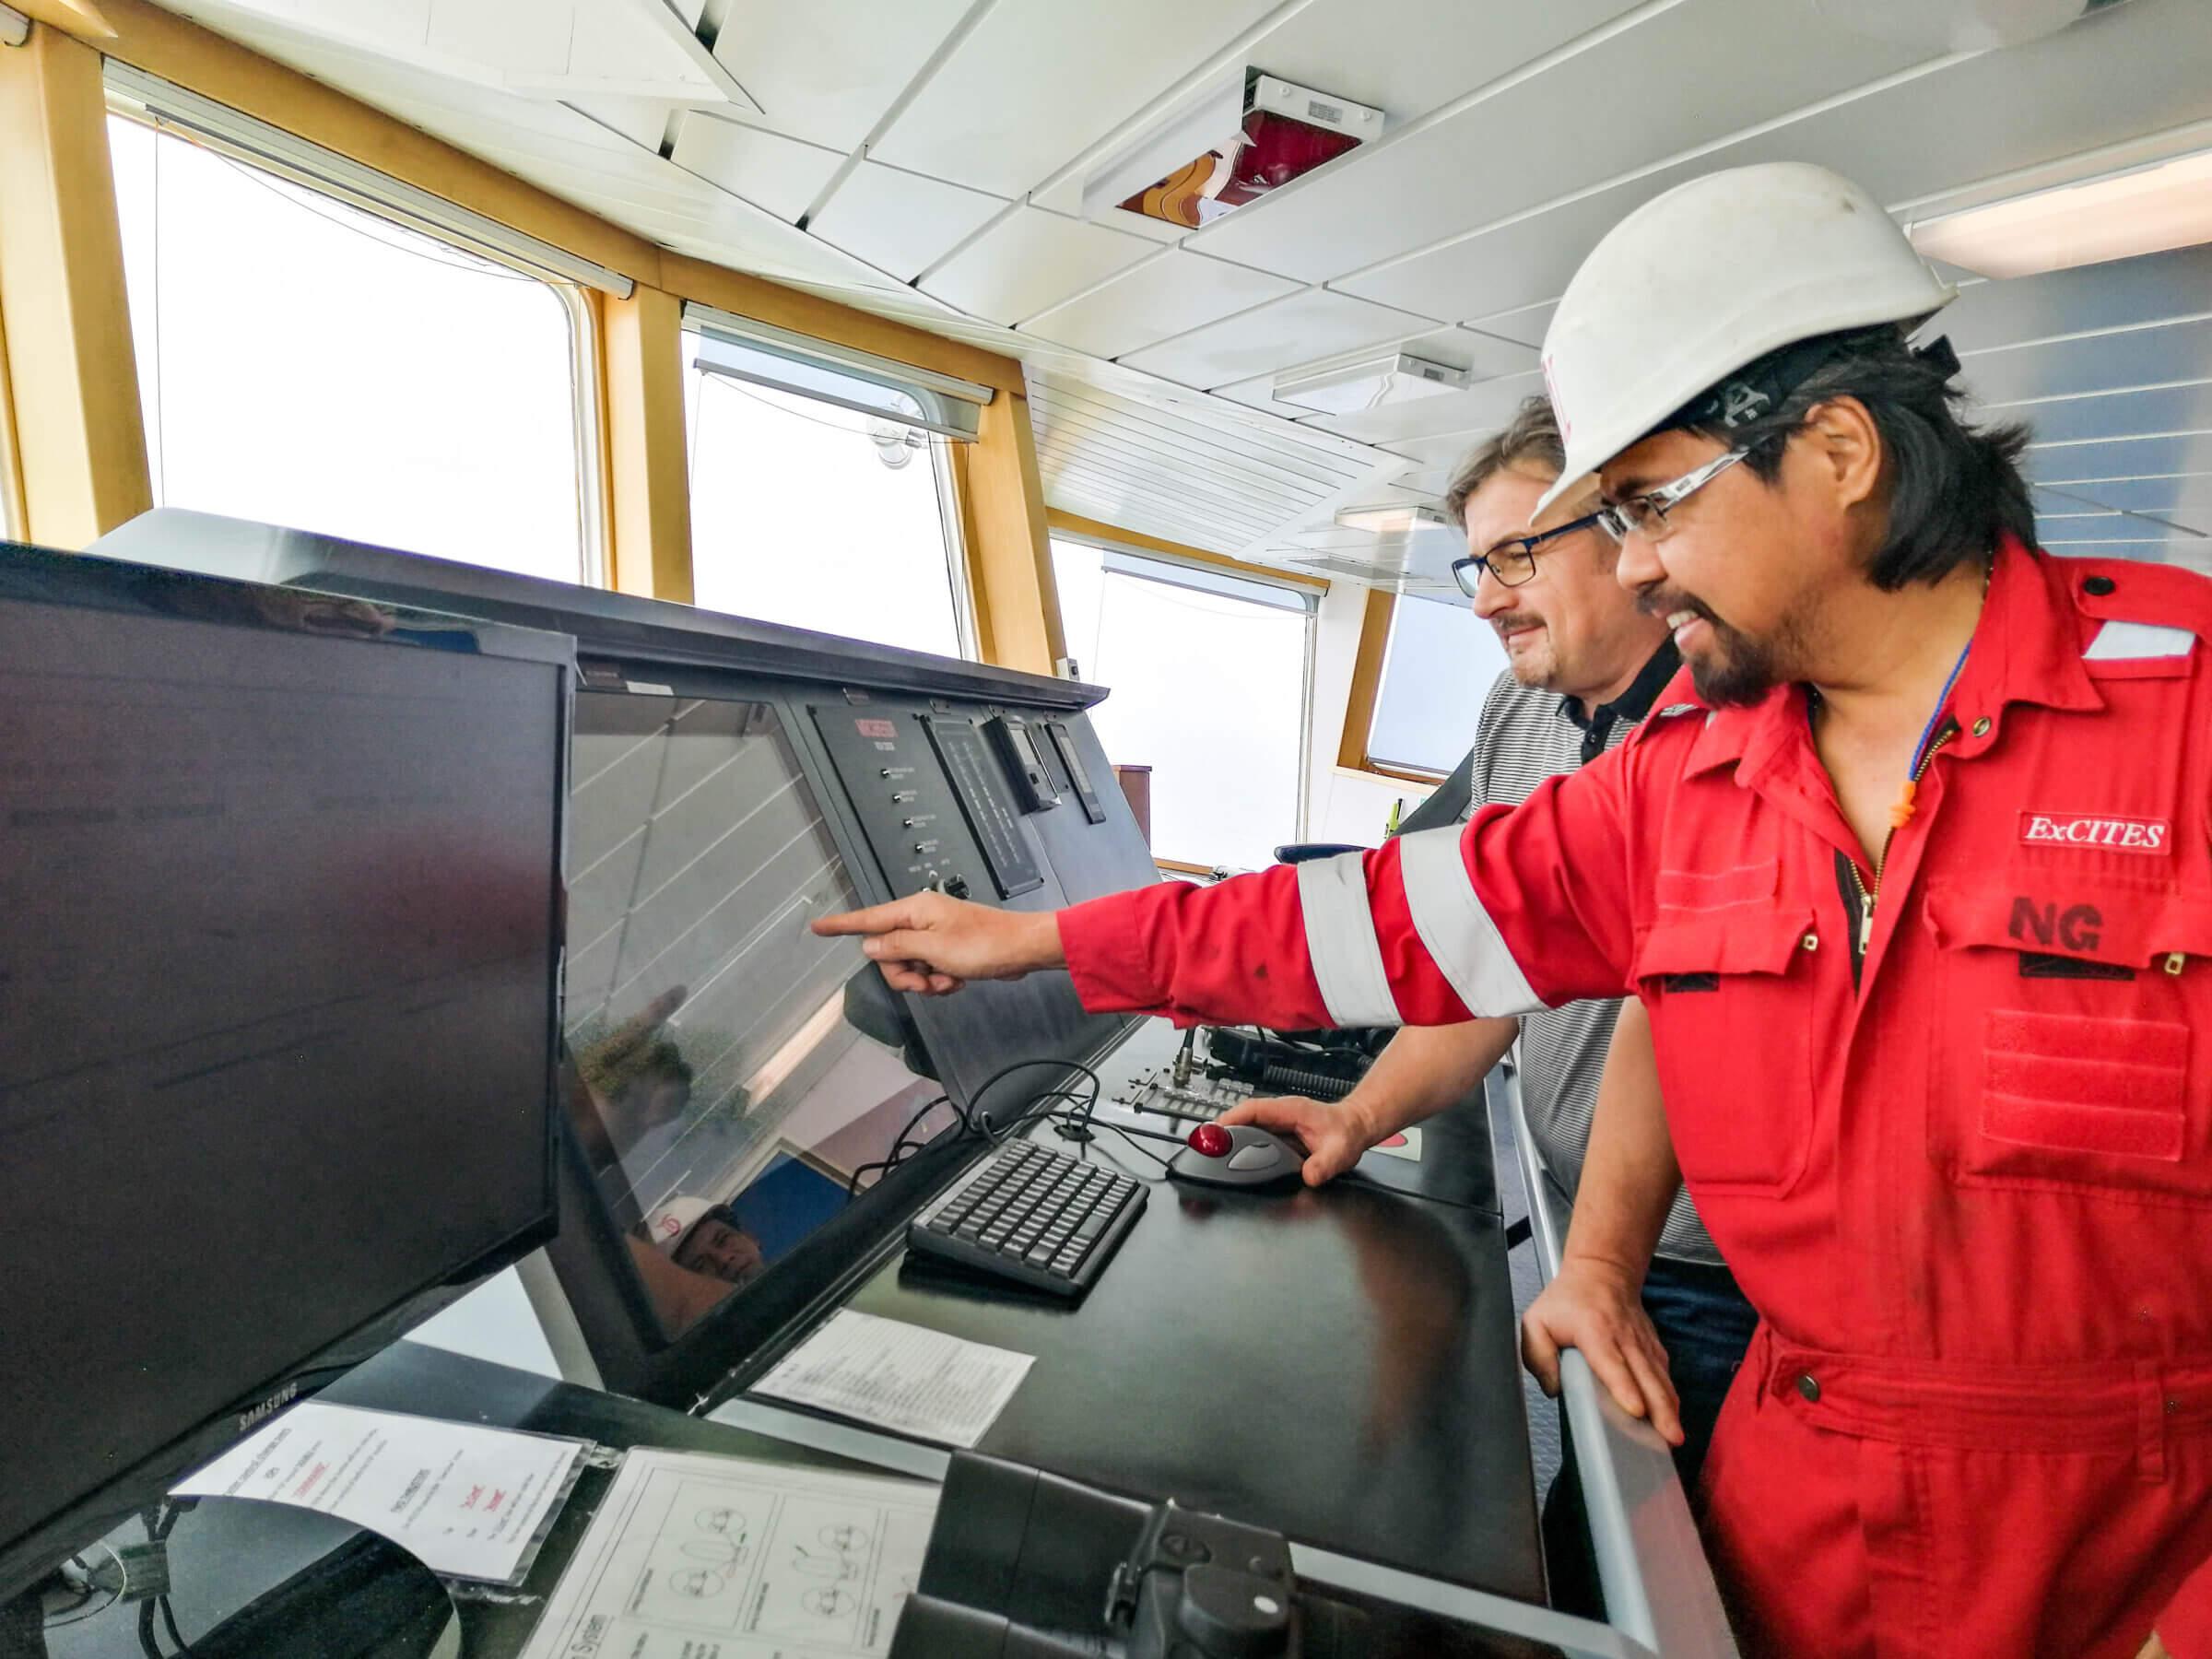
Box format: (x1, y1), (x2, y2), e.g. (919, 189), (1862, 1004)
(172, 1400), (583, 1583)
(752, 1311), (1034, 1448)
(516, 1447), (938, 1659)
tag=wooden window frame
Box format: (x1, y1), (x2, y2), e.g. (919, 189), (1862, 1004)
(6, 0), (1063, 679)
(1335, 587), (1454, 786)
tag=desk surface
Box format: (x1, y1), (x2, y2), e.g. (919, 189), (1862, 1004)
(737, 1106), (1546, 1606)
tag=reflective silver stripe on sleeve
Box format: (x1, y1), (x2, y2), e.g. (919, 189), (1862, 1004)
(1395, 826), (1543, 1018)
(1295, 852), (1402, 1028)
(2084, 620), (2194, 661)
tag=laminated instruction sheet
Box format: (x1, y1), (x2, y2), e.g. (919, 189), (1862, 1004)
(517, 1447), (939, 1659)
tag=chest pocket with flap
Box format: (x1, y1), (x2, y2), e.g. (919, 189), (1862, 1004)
(1634, 873), (1818, 1197)
(1924, 877), (2212, 1205)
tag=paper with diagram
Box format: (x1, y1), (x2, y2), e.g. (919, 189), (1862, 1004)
(515, 1446), (938, 1659)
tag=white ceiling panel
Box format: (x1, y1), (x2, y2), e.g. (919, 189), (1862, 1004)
(918, 208), (1156, 325)
(1241, 0), (1642, 135)
(1188, 0), (1928, 285)
(705, 0), (975, 151)
(869, 0), (1279, 199)
(1464, 300), (1559, 350)
(1306, 366), (1547, 447)
(1210, 325), (1535, 419)
(1372, 426), (1505, 468)
(563, 94), (674, 149)
(1120, 289), (1446, 389)
(1340, 0), (2212, 325)
(1031, 367), (1398, 556)
(803, 160), (1006, 279)
(670, 112), (844, 221)
(1020, 251), (1300, 361)
(1960, 319), (2212, 407)
(191, 0), (746, 103)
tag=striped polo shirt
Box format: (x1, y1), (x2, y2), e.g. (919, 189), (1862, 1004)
(1461, 640), (1725, 1265)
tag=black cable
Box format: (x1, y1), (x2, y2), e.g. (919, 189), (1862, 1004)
(844, 1093), (961, 1200)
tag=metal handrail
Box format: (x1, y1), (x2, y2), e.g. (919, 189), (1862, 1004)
(1495, 1070), (1740, 1657)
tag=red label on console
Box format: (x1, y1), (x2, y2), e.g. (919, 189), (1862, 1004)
(853, 718), (897, 738)
(2018, 812), (2171, 854)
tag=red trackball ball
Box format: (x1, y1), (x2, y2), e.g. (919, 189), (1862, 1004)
(1188, 1124), (1231, 1158)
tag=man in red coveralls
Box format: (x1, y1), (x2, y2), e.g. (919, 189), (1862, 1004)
(817, 162), (2212, 1658)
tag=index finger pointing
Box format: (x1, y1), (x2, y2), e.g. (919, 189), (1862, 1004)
(812, 901), (912, 938)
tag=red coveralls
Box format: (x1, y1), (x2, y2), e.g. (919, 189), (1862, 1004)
(1058, 537), (2212, 1657)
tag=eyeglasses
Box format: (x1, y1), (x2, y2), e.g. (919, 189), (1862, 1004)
(1450, 509), (1606, 596)
(1594, 445), (1757, 544)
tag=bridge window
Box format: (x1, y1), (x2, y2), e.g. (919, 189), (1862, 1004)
(1052, 539), (1312, 871)
(1366, 594), (1509, 778)
(108, 114), (599, 584)
(682, 309), (971, 658)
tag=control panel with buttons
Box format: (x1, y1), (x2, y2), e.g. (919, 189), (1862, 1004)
(808, 702), (1043, 900)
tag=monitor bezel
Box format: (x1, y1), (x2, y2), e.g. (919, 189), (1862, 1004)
(0, 543), (573, 1605)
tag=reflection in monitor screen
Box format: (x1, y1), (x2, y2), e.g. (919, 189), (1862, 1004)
(563, 692), (947, 1338)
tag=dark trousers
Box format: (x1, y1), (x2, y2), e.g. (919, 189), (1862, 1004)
(1541, 1254), (1759, 1616)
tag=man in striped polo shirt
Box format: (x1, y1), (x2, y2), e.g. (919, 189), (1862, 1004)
(1221, 397), (1756, 1505)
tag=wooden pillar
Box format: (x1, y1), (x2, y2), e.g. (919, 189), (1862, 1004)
(958, 388), (1065, 677)
(0, 22), (153, 547)
(601, 283), (694, 602)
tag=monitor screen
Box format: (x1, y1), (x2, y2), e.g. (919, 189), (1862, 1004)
(0, 566), (565, 1596)
(563, 690), (948, 1340)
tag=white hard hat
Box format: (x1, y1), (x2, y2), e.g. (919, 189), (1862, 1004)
(643, 1195), (714, 1254)
(1535, 162), (1958, 518)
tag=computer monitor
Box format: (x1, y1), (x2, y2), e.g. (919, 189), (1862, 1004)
(0, 545), (571, 1603)
(560, 687), (954, 1346)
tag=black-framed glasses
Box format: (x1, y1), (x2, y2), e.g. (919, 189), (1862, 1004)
(1451, 509), (1606, 596)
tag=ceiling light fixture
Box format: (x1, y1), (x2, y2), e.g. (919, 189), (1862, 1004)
(1906, 147), (2212, 279)
(1275, 352), (1470, 416)
(1335, 502), (1450, 536)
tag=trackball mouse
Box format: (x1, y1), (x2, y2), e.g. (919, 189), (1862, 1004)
(1167, 1122), (1305, 1189)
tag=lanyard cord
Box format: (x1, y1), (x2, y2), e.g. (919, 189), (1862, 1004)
(1891, 638), (1971, 830)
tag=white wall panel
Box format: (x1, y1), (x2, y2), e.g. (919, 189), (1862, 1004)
(2025, 433), (2212, 485)
(1120, 289), (1445, 389)
(2041, 477), (2212, 524)
(1940, 244), (2212, 355)
(707, 0), (975, 150)
(919, 209), (1155, 324)
(1991, 384), (2212, 451)
(1189, 0), (1927, 284)
(1022, 252), (1300, 360)
(807, 161), (1008, 280)
(671, 112), (844, 221)
(1960, 319), (2212, 407)
(870, 0), (1279, 198)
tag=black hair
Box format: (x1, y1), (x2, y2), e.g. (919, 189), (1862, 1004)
(1675, 324), (2038, 590)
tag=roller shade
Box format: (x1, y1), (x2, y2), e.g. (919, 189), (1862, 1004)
(683, 301), (991, 441)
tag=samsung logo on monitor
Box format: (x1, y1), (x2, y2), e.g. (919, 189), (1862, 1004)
(236, 1382), (298, 1434)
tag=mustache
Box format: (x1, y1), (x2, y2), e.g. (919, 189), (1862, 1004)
(1490, 613), (1544, 637)
(1638, 588), (1720, 628)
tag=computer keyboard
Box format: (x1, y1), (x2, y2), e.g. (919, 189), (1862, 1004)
(906, 1138), (1146, 1298)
